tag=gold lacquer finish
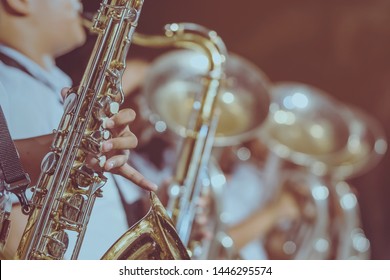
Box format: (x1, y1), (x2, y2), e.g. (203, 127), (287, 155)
(16, 0), (154, 260)
(101, 192), (189, 260)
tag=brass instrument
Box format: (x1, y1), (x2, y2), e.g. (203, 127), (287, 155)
(264, 170), (331, 259)
(258, 82), (387, 259)
(101, 192), (189, 260)
(260, 82), (387, 180)
(330, 181), (370, 259)
(132, 23), (229, 254)
(139, 49), (270, 259)
(16, 0), (189, 260)
(139, 49), (270, 147)
(198, 158), (235, 260)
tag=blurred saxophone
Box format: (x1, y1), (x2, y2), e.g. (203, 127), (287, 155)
(141, 22), (227, 243)
(129, 23), (229, 257)
(139, 49), (271, 259)
(16, 0), (188, 260)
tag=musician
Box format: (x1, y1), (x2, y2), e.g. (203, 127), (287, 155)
(0, 0), (157, 259)
(213, 140), (300, 259)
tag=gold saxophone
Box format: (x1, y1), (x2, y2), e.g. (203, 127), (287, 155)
(100, 23), (229, 259)
(138, 23), (227, 238)
(141, 24), (228, 251)
(16, 0), (188, 260)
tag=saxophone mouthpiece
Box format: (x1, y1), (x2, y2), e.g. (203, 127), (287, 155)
(81, 12), (95, 30)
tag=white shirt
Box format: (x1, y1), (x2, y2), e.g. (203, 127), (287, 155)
(0, 45), (141, 259)
(0, 46), (69, 139)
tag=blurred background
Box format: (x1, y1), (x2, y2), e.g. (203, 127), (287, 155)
(58, 0), (390, 259)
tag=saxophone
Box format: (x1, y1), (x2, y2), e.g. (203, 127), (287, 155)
(94, 23), (229, 259)
(16, 0), (156, 260)
(134, 23), (228, 252)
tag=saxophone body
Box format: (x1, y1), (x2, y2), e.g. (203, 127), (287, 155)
(16, 0), (145, 260)
(132, 23), (230, 255)
(101, 191), (190, 260)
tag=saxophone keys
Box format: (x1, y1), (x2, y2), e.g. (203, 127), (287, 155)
(82, 137), (100, 155)
(63, 91), (78, 114)
(62, 194), (84, 223)
(46, 230), (69, 259)
(97, 128), (109, 140)
(109, 102), (119, 114)
(103, 130), (111, 140)
(95, 96), (119, 121)
(98, 155), (107, 168)
(82, 130), (110, 154)
(40, 152), (59, 174)
(73, 166), (94, 188)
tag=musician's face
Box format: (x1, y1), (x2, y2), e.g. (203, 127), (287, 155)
(31, 0), (86, 57)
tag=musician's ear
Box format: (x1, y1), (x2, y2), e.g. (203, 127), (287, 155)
(1, 0), (32, 16)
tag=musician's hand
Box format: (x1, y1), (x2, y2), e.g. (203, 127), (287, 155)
(190, 189), (213, 242)
(270, 190), (301, 222)
(60, 88), (158, 192)
(157, 178), (213, 241)
(122, 59), (150, 97)
(100, 108), (158, 192)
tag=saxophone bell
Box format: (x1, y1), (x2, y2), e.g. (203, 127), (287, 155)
(101, 192), (190, 260)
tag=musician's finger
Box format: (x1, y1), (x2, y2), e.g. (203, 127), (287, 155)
(114, 163), (158, 192)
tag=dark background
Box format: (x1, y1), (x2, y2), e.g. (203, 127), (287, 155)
(58, 0), (390, 259)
